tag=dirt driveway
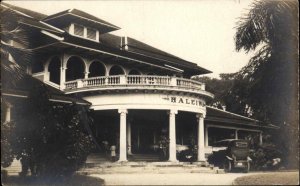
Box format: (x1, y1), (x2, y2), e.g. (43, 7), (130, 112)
(91, 173), (249, 185)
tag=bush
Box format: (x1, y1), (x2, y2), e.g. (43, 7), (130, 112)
(250, 143), (283, 171)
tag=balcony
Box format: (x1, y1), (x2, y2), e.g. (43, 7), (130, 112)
(63, 75), (214, 98)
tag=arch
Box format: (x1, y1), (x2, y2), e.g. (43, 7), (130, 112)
(109, 65), (125, 75)
(128, 69), (141, 75)
(147, 72), (156, 75)
(66, 56), (85, 81)
(48, 56), (61, 84)
(89, 61), (106, 77)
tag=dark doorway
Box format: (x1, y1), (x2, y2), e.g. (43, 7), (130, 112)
(66, 56), (85, 81)
(89, 61), (106, 77)
(48, 56), (61, 84)
(109, 65), (124, 75)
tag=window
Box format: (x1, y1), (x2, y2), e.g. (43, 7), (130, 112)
(74, 24), (84, 37)
(87, 27), (96, 40)
(71, 24), (98, 42)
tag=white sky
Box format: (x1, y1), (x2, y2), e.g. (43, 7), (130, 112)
(5, 0), (255, 78)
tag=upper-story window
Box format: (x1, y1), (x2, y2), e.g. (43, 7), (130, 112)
(74, 24), (84, 37)
(71, 23), (99, 42)
(87, 27), (97, 40)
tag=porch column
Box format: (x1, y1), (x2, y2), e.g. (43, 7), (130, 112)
(60, 55), (67, 90)
(235, 130), (239, 140)
(118, 109), (128, 162)
(60, 67), (66, 90)
(127, 120), (132, 155)
(168, 109), (178, 162)
(259, 132), (263, 145)
(197, 113), (205, 162)
(205, 126), (209, 146)
(5, 104), (12, 122)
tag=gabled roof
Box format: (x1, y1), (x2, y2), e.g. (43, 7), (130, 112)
(43, 8), (120, 33)
(206, 106), (279, 129)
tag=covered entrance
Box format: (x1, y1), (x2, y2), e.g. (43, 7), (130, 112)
(90, 109), (203, 162)
(130, 110), (168, 154)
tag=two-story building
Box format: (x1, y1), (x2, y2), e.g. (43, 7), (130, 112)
(2, 3), (278, 164)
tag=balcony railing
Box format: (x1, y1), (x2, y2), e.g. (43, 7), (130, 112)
(64, 75), (210, 94)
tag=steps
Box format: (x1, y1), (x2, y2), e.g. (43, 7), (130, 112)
(128, 154), (161, 162)
(79, 162), (223, 174)
(1, 159), (22, 176)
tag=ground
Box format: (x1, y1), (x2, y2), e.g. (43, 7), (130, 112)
(1, 174), (104, 186)
(91, 171), (299, 185)
(233, 171), (299, 185)
(2, 171), (298, 185)
(91, 173), (247, 185)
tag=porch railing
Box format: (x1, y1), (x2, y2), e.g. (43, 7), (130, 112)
(64, 75), (206, 92)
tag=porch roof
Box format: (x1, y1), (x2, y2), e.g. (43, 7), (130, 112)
(206, 106), (279, 129)
(1, 75), (90, 106)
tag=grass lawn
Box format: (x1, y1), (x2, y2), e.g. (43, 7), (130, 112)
(234, 171), (299, 185)
(2, 174), (104, 186)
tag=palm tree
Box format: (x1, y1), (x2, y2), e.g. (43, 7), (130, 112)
(234, 0), (298, 168)
(1, 7), (32, 86)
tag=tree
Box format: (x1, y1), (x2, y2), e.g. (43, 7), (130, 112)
(1, 7), (32, 168)
(10, 82), (94, 180)
(193, 73), (252, 116)
(234, 0), (298, 168)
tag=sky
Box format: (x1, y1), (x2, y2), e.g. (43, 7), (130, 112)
(5, 0), (255, 78)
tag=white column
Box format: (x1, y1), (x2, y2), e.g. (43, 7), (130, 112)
(84, 71), (89, 79)
(168, 109), (178, 162)
(235, 130), (239, 140)
(5, 104), (11, 122)
(118, 109), (128, 162)
(197, 113), (205, 162)
(259, 132), (263, 145)
(127, 120), (132, 155)
(205, 126), (209, 146)
(60, 54), (67, 90)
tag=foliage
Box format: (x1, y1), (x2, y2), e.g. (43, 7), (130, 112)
(249, 134), (282, 170)
(193, 74), (252, 116)
(1, 119), (15, 168)
(234, 0), (298, 168)
(10, 84), (93, 180)
(1, 7), (32, 85)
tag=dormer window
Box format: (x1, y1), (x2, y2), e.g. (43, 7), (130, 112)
(70, 23), (99, 42)
(74, 24), (84, 36)
(87, 27), (97, 40)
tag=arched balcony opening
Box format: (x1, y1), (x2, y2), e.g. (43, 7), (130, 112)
(66, 56), (85, 81)
(48, 56), (61, 84)
(89, 61), (106, 78)
(128, 69), (141, 75)
(109, 65), (125, 75)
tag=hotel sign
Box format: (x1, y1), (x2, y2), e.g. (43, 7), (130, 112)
(163, 96), (205, 107)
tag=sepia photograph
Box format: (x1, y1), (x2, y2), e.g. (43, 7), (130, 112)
(1, 0), (299, 185)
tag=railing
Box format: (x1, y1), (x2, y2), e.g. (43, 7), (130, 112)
(64, 75), (206, 92)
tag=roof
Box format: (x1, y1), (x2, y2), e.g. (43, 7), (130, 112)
(2, 75), (90, 105)
(1, 2), (47, 20)
(101, 34), (211, 75)
(3, 3), (211, 76)
(206, 106), (279, 129)
(1, 3), (64, 34)
(43, 8), (120, 33)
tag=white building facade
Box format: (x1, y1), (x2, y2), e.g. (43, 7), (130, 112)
(2, 3), (278, 163)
